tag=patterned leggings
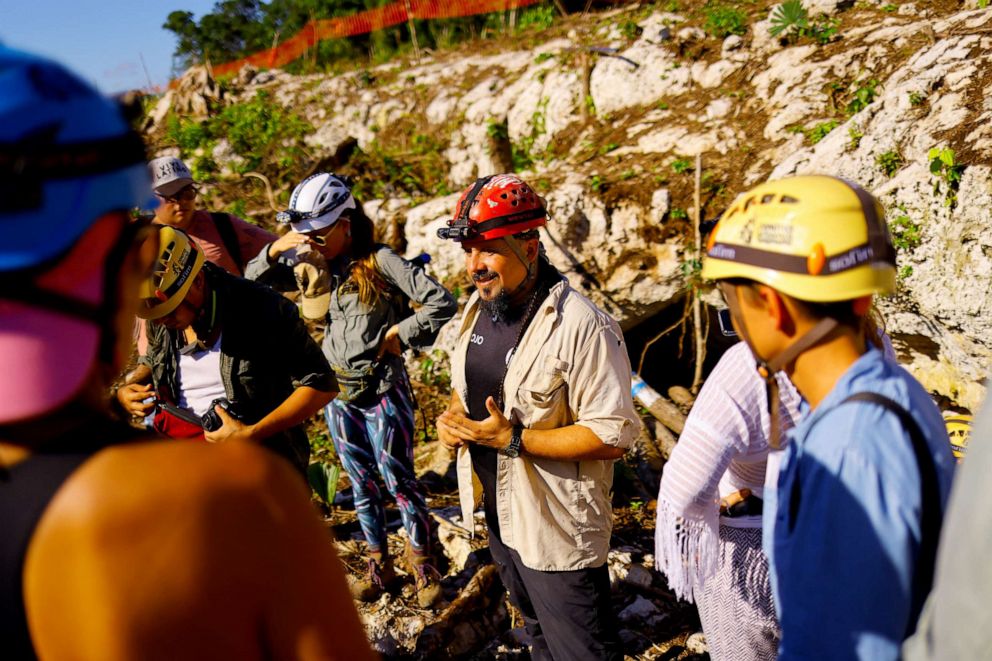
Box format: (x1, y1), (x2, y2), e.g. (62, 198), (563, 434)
(324, 373), (430, 554)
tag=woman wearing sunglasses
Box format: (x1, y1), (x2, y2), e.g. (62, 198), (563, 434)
(247, 173), (457, 608)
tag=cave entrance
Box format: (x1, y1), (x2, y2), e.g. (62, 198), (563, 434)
(623, 296), (741, 397)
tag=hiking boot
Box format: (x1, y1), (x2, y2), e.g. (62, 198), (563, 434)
(406, 546), (443, 608)
(351, 552), (397, 602)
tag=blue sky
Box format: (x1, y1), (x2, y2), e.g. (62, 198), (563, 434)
(1, 0), (218, 94)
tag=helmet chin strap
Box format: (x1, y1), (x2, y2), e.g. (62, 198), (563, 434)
(719, 282), (838, 449)
(502, 235), (539, 300)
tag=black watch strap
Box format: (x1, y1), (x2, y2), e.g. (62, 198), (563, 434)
(502, 423), (524, 458)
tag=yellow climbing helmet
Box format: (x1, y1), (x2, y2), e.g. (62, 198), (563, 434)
(945, 414), (972, 461)
(701, 175), (897, 302)
(137, 226), (205, 320)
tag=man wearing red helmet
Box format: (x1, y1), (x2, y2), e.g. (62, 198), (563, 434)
(437, 174), (638, 660)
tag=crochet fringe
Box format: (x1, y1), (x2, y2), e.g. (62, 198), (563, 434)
(654, 497), (720, 603)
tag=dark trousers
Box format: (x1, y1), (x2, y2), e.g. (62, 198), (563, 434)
(489, 530), (623, 661)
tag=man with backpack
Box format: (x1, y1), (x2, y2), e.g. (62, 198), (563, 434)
(149, 156), (276, 276)
(702, 175), (956, 659)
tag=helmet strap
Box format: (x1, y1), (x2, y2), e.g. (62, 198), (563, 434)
(0, 217), (143, 365)
(502, 234), (538, 300)
(719, 281), (838, 448)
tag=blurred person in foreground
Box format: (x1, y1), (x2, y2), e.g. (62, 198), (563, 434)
(0, 46), (373, 660)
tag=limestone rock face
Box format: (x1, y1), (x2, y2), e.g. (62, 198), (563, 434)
(769, 9), (992, 408)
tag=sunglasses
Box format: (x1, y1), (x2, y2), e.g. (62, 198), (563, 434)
(305, 223), (341, 246)
(156, 185), (197, 204)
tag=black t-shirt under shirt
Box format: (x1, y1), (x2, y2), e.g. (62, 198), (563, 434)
(464, 261), (558, 539)
(465, 305), (526, 539)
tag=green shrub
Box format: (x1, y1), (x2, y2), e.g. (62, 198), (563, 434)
(590, 174), (604, 193)
(769, 0), (808, 39)
(848, 125), (864, 149)
(769, 1), (839, 44)
(908, 91), (926, 106)
(928, 147), (965, 208)
(704, 3), (748, 38)
(876, 149), (903, 177)
(805, 119), (840, 145)
(619, 20), (643, 40)
(846, 79), (879, 115)
(164, 116), (211, 153)
(890, 214), (922, 251)
(518, 4), (556, 31)
(486, 118), (509, 141)
(212, 91), (312, 173)
(671, 157), (693, 174)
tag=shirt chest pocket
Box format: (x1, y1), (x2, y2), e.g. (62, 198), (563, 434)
(516, 358), (570, 427)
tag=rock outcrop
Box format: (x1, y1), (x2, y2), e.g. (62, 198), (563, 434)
(149, 3), (992, 408)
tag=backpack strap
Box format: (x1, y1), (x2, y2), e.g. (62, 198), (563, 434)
(840, 392), (942, 639)
(210, 212), (243, 275)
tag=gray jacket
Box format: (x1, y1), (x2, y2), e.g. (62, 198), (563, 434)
(246, 243), (456, 393)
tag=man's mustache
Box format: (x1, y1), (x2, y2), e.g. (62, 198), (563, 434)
(472, 270), (499, 283)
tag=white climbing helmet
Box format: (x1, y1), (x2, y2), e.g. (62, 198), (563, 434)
(277, 172), (356, 233)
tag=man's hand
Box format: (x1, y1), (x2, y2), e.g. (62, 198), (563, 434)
(267, 232), (311, 260)
(436, 415), (465, 450)
(204, 405), (257, 444)
(376, 325), (403, 360)
(436, 396), (513, 452)
(117, 383), (156, 418)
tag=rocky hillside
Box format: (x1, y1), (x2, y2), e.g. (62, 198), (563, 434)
(149, 0), (992, 410)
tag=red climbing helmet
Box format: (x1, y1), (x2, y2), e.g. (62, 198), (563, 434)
(438, 174), (547, 242)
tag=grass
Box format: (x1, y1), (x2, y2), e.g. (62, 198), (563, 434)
(703, 3), (749, 38)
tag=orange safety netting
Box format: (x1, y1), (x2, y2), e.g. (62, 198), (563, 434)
(210, 0), (543, 77)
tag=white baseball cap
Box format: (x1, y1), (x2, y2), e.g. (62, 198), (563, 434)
(148, 156), (195, 197)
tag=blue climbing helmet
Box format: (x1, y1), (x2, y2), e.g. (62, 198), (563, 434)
(0, 46), (152, 424)
(0, 46), (151, 271)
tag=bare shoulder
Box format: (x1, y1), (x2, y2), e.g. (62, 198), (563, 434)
(53, 440), (307, 526)
(24, 441), (334, 659)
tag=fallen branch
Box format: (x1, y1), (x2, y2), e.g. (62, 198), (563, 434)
(242, 171), (279, 212)
(431, 511), (472, 538)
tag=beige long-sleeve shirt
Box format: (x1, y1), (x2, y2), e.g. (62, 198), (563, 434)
(452, 277), (638, 571)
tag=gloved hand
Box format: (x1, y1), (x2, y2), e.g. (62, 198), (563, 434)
(294, 251), (331, 320)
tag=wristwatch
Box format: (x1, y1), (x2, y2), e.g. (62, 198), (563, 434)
(501, 424), (524, 458)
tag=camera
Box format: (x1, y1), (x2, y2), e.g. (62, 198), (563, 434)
(201, 398), (242, 432)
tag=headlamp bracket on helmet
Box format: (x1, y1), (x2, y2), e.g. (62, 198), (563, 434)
(436, 225), (477, 241)
(276, 208), (328, 224)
